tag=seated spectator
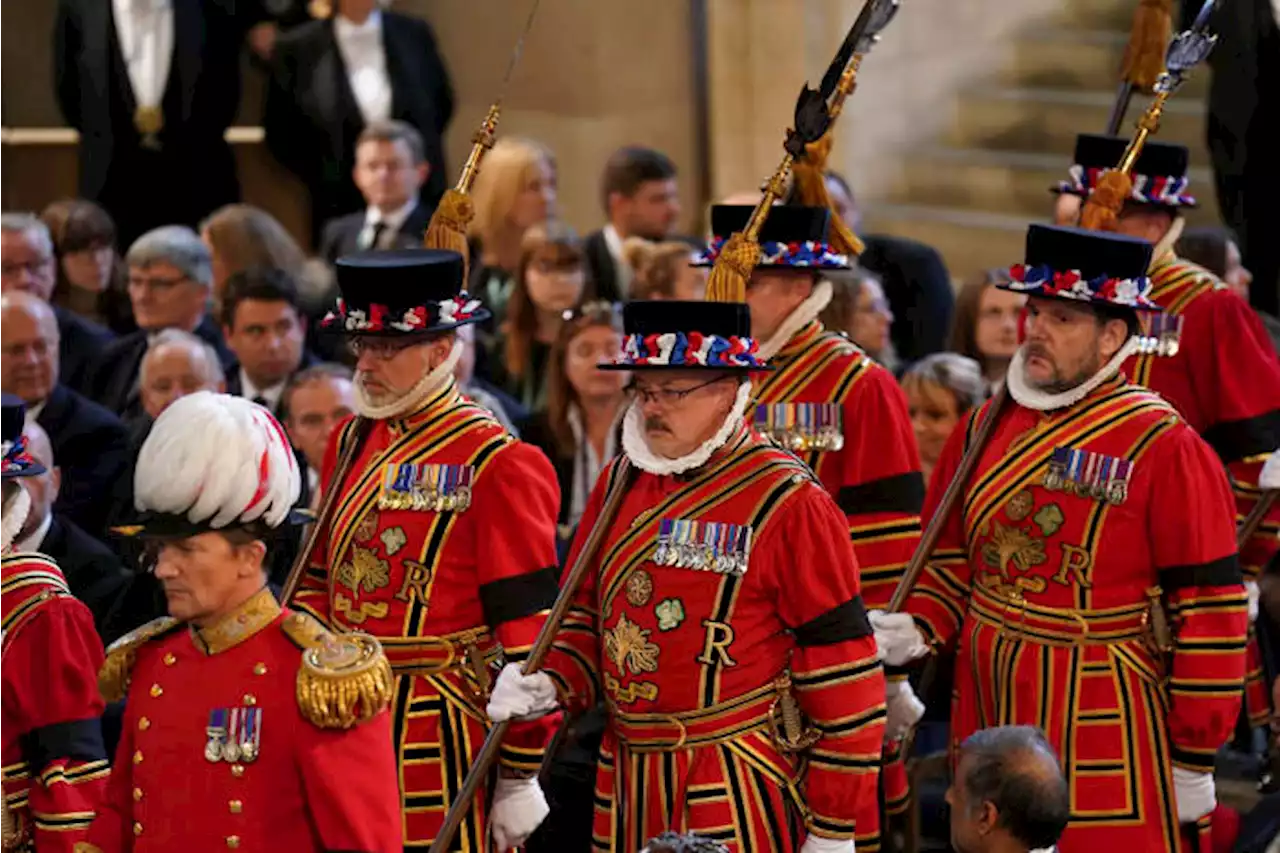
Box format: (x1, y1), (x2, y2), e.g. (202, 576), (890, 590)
(822, 171), (955, 361)
(220, 268), (316, 415)
(2, 290), (129, 538)
(951, 268), (1025, 391)
(17, 420), (129, 638)
(454, 323), (524, 435)
(320, 120), (432, 261)
(848, 271), (898, 370)
(901, 353), (986, 483)
(490, 222), (587, 411)
(624, 239), (704, 301)
(946, 726), (1070, 853)
(40, 199), (135, 335)
(282, 363), (355, 509)
(468, 137), (558, 321)
(92, 226), (233, 418)
(199, 203), (330, 316)
(583, 147), (682, 301)
(1, 213), (114, 395)
(522, 302), (626, 549)
(1177, 225), (1280, 353)
(139, 329), (229, 426)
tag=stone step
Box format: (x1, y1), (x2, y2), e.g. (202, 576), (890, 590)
(951, 86), (1208, 157)
(895, 146), (1219, 223)
(862, 203), (1032, 282)
(1007, 29), (1209, 98)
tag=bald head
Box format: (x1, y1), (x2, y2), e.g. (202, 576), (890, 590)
(1, 289), (61, 404)
(140, 329), (225, 420)
(18, 419), (58, 541)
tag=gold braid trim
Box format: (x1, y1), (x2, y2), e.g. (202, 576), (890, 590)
(422, 188), (476, 282)
(284, 613), (393, 729)
(98, 617), (181, 703)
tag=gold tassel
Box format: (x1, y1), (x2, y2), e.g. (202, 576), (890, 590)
(1120, 0), (1173, 93)
(704, 232), (761, 304)
(1079, 169), (1133, 232)
(791, 132), (866, 257)
(422, 188), (476, 282)
(296, 633), (395, 729)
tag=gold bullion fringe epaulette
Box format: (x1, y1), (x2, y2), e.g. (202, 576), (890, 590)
(282, 612), (394, 729)
(98, 617), (182, 703)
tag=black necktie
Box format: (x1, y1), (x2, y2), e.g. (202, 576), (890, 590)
(366, 222), (387, 250)
(252, 395), (270, 411)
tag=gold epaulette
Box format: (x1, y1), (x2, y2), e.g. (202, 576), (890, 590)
(281, 612), (394, 729)
(98, 617), (182, 703)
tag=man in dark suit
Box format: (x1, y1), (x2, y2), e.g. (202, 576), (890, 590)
(2, 290), (130, 538)
(582, 146), (682, 303)
(264, 0), (453, 242)
(53, 0), (259, 249)
(318, 120), (433, 263)
(220, 267), (317, 416)
(1, 213), (114, 396)
(92, 225), (233, 420)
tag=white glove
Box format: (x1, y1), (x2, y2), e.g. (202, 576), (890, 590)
(1259, 451), (1280, 490)
(800, 834), (855, 853)
(1172, 766), (1216, 823)
(1246, 579), (1260, 623)
(487, 663), (558, 722)
(884, 679), (926, 741)
(869, 610), (930, 667)
(489, 777), (549, 850)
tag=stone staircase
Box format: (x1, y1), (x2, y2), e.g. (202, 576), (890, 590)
(864, 0), (1217, 281)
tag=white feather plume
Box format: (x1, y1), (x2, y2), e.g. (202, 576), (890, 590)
(135, 392), (301, 529)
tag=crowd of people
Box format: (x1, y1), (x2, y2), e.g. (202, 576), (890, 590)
(3, 1), (1280, 853)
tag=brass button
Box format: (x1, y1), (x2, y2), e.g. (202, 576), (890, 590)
(230, 764), (245, 778)
(242, 694), (257, 707)
(138, 716), (151, 731)
(134, 822), (143, 836)
(163, 652), (177, 666)
(149, 683), (163, 698)
(229, 799), (242, 814)
(253, 663), (267, 676)
(132, 750), (144, 765)
(226, 835), (241, 848)
(132, 787), (143, 802)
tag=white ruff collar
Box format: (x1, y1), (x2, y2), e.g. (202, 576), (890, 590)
(622, 380), (754, 476)
(1, 486), (31, 554)
(1148, 215), (1186, 271)
(354, 340), (463, 420)
(756, 279), (833, 361)
(1006, 336), (1140, 412)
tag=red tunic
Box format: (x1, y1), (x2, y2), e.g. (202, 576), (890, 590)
(1122, 253), (1280, 725)
(2, 552), (109, 853)
(752, 320), (924, 826)
(81, 589), (402, 853)
(293, 381), (562, 848)
(905, 375), (1248, 853)
(543, 427), (887, 853)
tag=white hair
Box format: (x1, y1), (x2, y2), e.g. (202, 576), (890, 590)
(141, 329), (225, 386)
(0, 212), (53, 258)
(126, 225), (212, 288)
(135, 391), (300, 529)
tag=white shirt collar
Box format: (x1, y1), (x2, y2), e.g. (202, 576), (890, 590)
(602, 224), (633, 298)
(25, 400), (46, 423)
(239, 369), (288, 411)
(14, 511), (53, 557)
(363, 196), (418, 236)
(334, 9), (382, 39)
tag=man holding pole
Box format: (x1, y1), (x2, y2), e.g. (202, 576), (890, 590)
(1054, 133), (1280, 727)
(487, 291), (888, 852)
(292, 249), (562, 851)
(872, 223), (1249, 853)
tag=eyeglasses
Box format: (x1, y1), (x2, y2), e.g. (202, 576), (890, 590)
(128, 274), (188, 292)
(624, 376), (728, 406)
(1, 258), (53, 278)
(346, 337), (421, 360)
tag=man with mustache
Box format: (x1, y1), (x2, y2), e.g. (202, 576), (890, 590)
(1053, 135), (1280, 730)
(696, 204), (925, 827)
(79, 391), (401, 852)
(291, 249), (561, 850)
(872, 224), (1249, 853)
(487, 294), (887, 852)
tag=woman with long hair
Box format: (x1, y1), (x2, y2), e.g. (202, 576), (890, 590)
(950, 268), (1025, 390)
(40, 199), (134, 334)
(468, 137), (558, 321)
(491, 221), (587, 410)
(199, 204), (330, 311)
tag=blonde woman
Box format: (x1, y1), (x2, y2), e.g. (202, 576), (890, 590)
(468, 137), (558, 322)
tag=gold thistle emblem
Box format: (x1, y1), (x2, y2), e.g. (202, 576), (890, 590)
(625, 570), (654, 607)
(603, 614), (660, 676)
(335, 544), (391, 596)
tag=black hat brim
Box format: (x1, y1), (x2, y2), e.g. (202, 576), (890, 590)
(112, 508), (314, 540)
(2, 460), (47, 480)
